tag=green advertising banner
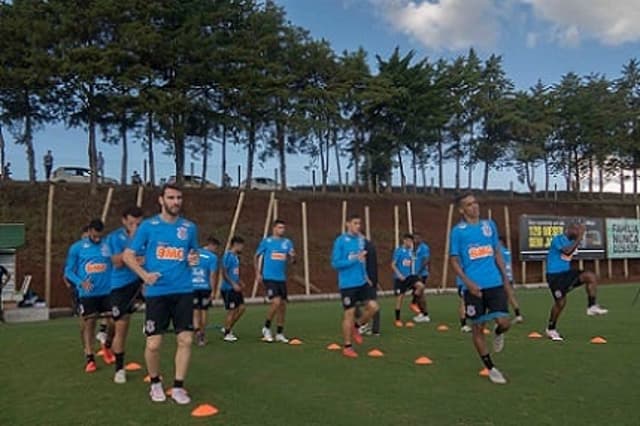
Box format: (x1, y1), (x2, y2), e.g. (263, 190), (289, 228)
(606, 218), (640, 259)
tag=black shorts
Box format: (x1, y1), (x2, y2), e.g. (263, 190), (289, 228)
(394, 275), (421, 295)
(79, 295), (112, 318)
(367, 283), (378, 300)
(547, 270), (584, 301)
(264, 280), (288, 301)
(143, 293), (194, 336)
(110, 281), (142, 320)
(222, 290), (244, 310)
(463, 286), (509, 324)
(340, 283), (371, 310)
(193, 289), (212, 310)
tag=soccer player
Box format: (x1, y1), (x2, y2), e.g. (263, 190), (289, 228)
(545, 223), (608, 341)
(123, 184), (200, 405)
(412, 231), (431, 315)
(391, 234), (430, 326)
(256, 220), (295, 343)
(64, 219), (113, 373)
(107, 206), (144, 384)
(498, 236), (523, 323)
(221, 236), (246, 342)
(450, 193), (511, 385)
(192, 236), (219, 346)
(331, 214), (379, 358)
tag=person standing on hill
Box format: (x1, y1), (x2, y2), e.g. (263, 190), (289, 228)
(44, 150), (54, 180)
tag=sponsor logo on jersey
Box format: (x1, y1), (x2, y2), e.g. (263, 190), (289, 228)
(468, 245), (494, 260)
(402, 259), (412, 267)
(270, 252), (287, 261)
(156, 246), (185, 260)
(85, 262), (107, 274)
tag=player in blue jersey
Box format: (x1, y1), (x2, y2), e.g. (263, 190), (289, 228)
(391, 234), (430, 326)
(64, 219), (113, 373)
(497, 236), (523, 323)
(123, 184), (200, 405)
(450, 193), (511, 384)
(331, 214), (380, 358)
(412, 232), (431, 315)
(255, 220), (295, 343)
(192, 236), (219, 346)
(107, 206), (144, 384)
(545, 223), (607, 341)
(221, 236), (246, 342)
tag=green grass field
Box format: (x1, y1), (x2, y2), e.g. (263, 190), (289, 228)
(1, 285), (638, 426)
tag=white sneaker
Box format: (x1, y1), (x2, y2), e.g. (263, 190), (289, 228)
(149, 382), (166, 402)
(275, 334), (289, 343)
(513, 315), (524, 324)
(114, 369), (126, 384)
(587, 305), (609, 316)
(413, 314), (431, 323)
(96, 331), (107, 345)
(488, 367), (507, 384)
(262, 327), (274, 342)
(461, 324), (472, 333)
(359, 323), (372, 336)
(545, 328), (564, 341)
(223, 332), (238, 342)
(493, 330), (505, 353)
(170, 387), (191, 405)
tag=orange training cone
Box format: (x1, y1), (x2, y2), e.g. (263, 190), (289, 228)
(482, 328), (491, 335)
(590, 336), (607, 344)
(191, 404), (219, 417)
(125, 362), (142, 371)
(289, 338), (303, 345)
(415, 356), (433, 365)
(405, 321), (415, 328)
(368, 349), (384, 358)
(478, 368), (490, 377)
(437, 324), (449, 332)
(327, 343), (341, 351)
(528, 331), (543, 339)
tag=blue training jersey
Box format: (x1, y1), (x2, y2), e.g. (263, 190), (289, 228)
(546, 234), (574, 274)
(331, 233), (368, 289)
(191, 248), (218, 291)
(64, 238), (112, 298)
(449, 219), (502, 290)
(107, 227), (141, 290)
(501, 245), (513, 282)
(392, 246), (414, 279)
(221, 251), (240, 292)
(128, 215), (199, 297)
(415, 242), (431, 277)
(256, 237), (294, 282)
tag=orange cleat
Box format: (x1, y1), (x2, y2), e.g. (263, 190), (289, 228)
(342, 347), (358, 358)
(409, 303), (421, 314)
(352, 325), (363, 345)
(394, 320), (404, 328)
(101, 346), (116, 365)
(85, 361), (97, 373)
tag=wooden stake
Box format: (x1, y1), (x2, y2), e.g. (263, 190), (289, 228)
(607, 259), (613, 279)
(521, 261), (527, 285)
(487, 208), (492, 221)
(341, 200), (347, 233)
(136, 185), (144, 208)
(45, 185), (55, 307)
(441, 203), (454, 289)
(503, 206), (512, 251)
(215, 191), (245, 299)
(624, 258), (629, 279)
(406, 201), (413, 234)
(394, 205), (400, 248)
(364, 206), (371, 240)
(251, 192), (275, 298)
(594, 259), (600, 277)
(273, 198), (279, 221)
(302, 202), (310, 295)
(101, 187), (114, 223)
(579, 259), (584, 270)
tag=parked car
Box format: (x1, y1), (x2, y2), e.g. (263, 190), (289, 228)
(50, 166), (118, 185)
(166, 175), (217, 189)
(241, 177), (282, 190)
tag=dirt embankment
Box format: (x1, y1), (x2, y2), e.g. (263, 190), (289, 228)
(1, 182), (639, 307)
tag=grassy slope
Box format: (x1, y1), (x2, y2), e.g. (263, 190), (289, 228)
(0, 286), (638, 426)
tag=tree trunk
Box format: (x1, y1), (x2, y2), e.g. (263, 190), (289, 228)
(0, 124), (5, 175)
(620, 166), (625, 196)
(598, 166), (604, 200)
(482, 161), (489, 193)
(201, 126), (208, 188)
(588, 157), (594, 194)
(24, 112), (35, 183)
(544, 155), (550, 199)
(573, 149), (580, 195)
(245, 118), (256, 190)
(120, 119), (128, 185)
(397, 151), (406, 193)
(412, 150), (418, 193)
(333, 128), (342, 190)
(421, 159), (427, 192)
(454, 142), (461, 190)
(633, 165), (638, 199)
(366, 150), (373, 192)
(147, 112), (155, 186)
(276, 120), (286, 190)
(437, 137), (444, 195)
(353, 132), (361, 193)
(467, 151), (473, 189)
(221, 123), (227, 188)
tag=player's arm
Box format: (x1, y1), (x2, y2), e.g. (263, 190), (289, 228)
(108, 234), (127, 268)
(390, 250), (405, 281)
(221, 265), (240, 291)
(288, 243), (296, 264)
(254, 241), (265, 282)
(331, 238), (354, 270)
(493, 246), (510, 287)
(64, 245), (88, 290)
(450, 256), (481, 296)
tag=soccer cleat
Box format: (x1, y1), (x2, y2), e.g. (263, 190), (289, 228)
(262, 327), (274, 343)
(488, 367), (507, 384)
(513, 315), (524, 323)
(275, 334), (289, 344)
(223, 333), (238, 342)
(96, 331), (107, 345)
(197, 333), (206, 347)
(394, 320), (404, 328)
(587, 305), (609, 316)
(413, 314), (431, 323)
(493, 330), (505, 353)
(171, 387), (191, 405)
(342, 347), (358, 358)
(461, 324), (472, 333)
(114, 369), (127, 384)
(149, 382), (167, 402)
(101, 346), (116, 365)
(545, 328), (564, 341)
(84, 361), (97, 373)
(359, 323), (372, 336)
(409, 303), (421, 314)
(352, 325), (363, 345)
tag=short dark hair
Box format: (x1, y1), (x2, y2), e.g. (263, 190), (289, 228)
(207, 236), (221, 246)
(273, 219), (286, 227)
(231, 236), (244, 245)
(402, 233), (414, 240)
(122, 206), (143, 218)
(454, 192), (474, 207)
(88, 219), (104, 232)
(160, 183), (182, 196)
(347, 213), (361, 222)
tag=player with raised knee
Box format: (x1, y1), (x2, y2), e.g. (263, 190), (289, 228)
(192, 236), (219, 346)
(391, 233), (430, 326)
(221, 236), (246, 342)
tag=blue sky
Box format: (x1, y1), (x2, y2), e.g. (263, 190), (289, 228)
(4, 0), (640, 189)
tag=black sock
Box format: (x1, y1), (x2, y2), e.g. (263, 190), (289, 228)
(99, 324), (107, 333)
(480, 354), (494, 370)
(105, 340), (112, 349)
(173, 379), (184, 388)
(495, 325), (507, 335)
(150, 376), (161, 384)
(411, 295), (418, 304)
(421, 309), (428, 316)
(395, 309), (400, 321)
(588, 296), (596, 307)
(276, 326), (283, 334)
(514, 308), (521, 316)
(460, 318), (467, 327)
(344, 343), (352, 349)
(224, 328), (230, 335)
(264, 320), (271, 329)
(86, 353), (95, 363)
(548, 318), (556, 330)
(115, 352), (125, 371)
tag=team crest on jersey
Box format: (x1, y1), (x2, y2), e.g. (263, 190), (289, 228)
(281, 241), (288, 249)
(177, 226), (188, 240)
(101, 244), (110, 257)
(482, 221), (492, 237)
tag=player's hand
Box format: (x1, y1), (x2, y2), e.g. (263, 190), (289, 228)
(467, 283), (482, 297)
(233, 284), (242, 292)
(136, 256), (145, 266)
(81, 280), (92, 291)
(398, 274), (406, 282)
(357, 250), (367, 262)
(188, 250), (199, 266)
(143, 272), (161, 285)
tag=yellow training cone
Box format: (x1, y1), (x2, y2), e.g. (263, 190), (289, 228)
(327, 343), (341, 351)
(405, 321), (415, 328)
(437, 324), (449, 332)
(191, 404), (219, 417)
(289, 338), (303, 345)
(368, 349), (384, 358)
(590, 336), (607, 344)
(125, 362), (142, 371)
(479, 368), (490, 377)
(528, 331), (543, 339)
(415, 356), (433, 365)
